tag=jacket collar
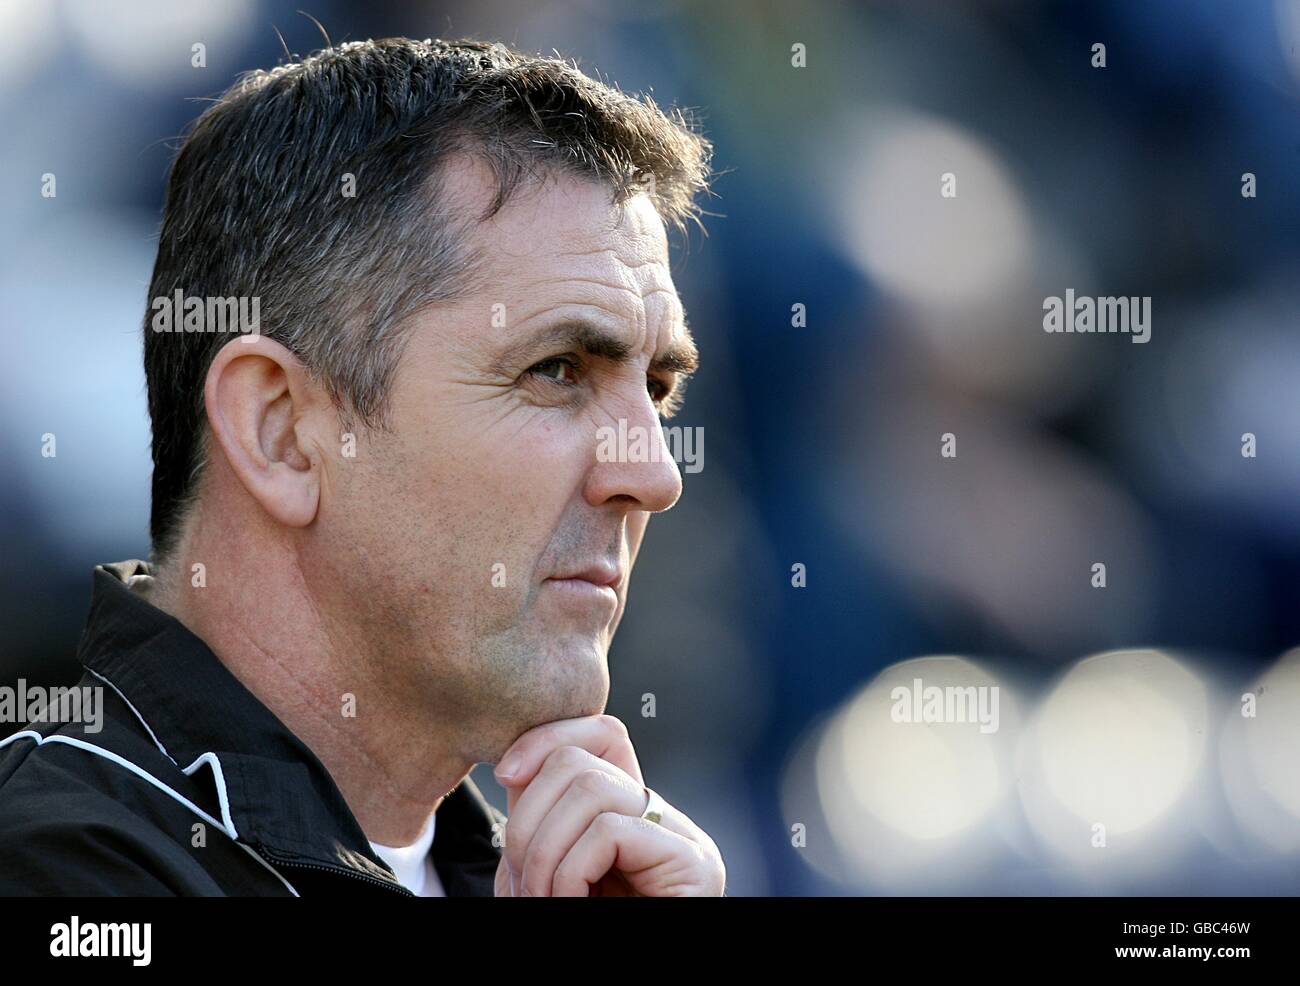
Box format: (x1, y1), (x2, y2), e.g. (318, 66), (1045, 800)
(77, 560), (503, 896)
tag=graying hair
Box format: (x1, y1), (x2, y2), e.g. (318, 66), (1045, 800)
(143, 37), (713, 561)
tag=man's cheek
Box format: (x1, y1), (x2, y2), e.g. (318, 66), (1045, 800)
(626, 512), (651, 566)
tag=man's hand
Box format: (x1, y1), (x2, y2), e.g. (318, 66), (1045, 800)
(491, 714), (725, 896)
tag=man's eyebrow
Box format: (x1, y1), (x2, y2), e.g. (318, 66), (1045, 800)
(651, 329), (699, 377)
(493, 319), (699, 377)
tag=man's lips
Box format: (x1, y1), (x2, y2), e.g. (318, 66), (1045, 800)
(547, 562), (622, 590)
(543, 563), (622, 608)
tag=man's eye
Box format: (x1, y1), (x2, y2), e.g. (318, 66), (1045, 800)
(528, 357), (578, 385)
(651, 375), (686, 418)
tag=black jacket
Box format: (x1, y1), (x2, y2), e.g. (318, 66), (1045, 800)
(0, 560), (505, 896)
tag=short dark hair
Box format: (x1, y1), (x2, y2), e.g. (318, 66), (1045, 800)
(143, 36), (712, 562)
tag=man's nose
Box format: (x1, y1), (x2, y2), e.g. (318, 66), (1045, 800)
(584, 395), (683, 513)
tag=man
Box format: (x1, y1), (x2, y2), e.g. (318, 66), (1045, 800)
(0, 37), (724, 897)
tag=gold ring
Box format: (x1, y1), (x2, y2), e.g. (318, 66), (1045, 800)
(640, 786), (667, 826)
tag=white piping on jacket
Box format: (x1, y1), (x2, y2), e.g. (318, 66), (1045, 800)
(85, 668), (242, 851)
(1, 721), (300, 897)
(0, 730), (232, 836)
(86, 667), (177, 766)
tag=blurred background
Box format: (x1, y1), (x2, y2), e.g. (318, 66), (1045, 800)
(2, 0), (1299, 895)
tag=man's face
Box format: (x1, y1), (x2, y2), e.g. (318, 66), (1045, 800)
(310, 162), (695, 761)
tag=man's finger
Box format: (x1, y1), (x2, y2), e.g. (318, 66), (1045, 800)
(551, 811), (708, 897)
(516, 765), (649, 897)
(494, 714), (642, 789)
(502, 745), (638, 878)
(494, 855), (513, 897)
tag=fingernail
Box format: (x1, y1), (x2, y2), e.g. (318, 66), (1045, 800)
(496, 754), (521, 781)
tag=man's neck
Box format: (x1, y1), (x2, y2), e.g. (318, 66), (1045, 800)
(140, 537), (473, 847)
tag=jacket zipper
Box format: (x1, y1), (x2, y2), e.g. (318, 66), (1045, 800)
(251, 847), (416, 896)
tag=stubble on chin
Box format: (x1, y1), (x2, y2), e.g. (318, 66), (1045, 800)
(466, 635), (609, 758)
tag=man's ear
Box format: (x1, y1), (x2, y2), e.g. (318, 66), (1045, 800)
(203, 336), (326, 529)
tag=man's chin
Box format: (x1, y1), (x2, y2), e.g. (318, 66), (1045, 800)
(535, 636), (611, 719)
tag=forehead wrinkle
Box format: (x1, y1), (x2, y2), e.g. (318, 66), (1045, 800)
(515, 275), (647, 299)
(550, 246), (668, 272)
(491, 249), (688, 375)
(642, 284), (692, 351)
(515, 275), (657, 346)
